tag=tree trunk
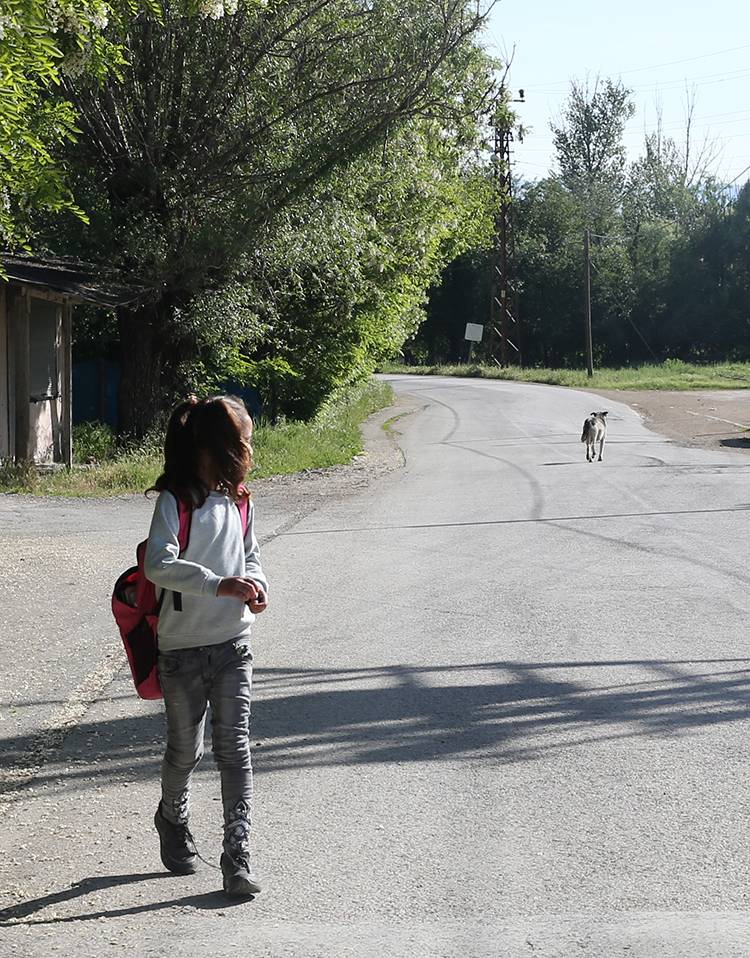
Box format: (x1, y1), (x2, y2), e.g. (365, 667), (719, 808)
(117, 302), (167, 438)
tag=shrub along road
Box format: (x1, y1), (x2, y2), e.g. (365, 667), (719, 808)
(2, 376), (750, 956)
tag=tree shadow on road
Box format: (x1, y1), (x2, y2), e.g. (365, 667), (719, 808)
(3, 656), (750, 927)
(254, 657), (750, 770)
(3, 657), (750, 795)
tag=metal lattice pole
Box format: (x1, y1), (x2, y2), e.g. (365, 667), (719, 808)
(488, 94), (523, 368)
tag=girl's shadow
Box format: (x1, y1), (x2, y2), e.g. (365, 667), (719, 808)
(0, 871), (252, 926)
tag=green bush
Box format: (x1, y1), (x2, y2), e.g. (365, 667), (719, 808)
(73, 421), (117, 464)
(225, 354), (301, 422)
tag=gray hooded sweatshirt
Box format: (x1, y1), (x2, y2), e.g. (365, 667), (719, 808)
(144, 490), (268, 651)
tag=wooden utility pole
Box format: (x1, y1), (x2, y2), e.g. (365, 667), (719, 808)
(583, 227), (593, 378)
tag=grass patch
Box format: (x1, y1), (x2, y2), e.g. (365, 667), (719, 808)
(0, 379), (394, 497)
(380, 359), (750, 391)
(251, 379), (394, 478)
(381, 409), (414, 440)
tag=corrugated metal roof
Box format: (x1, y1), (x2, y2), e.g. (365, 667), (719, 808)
(1, 254), (152, 308)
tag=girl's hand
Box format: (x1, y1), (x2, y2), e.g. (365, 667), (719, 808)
(217, 576), (263, 602)
(247, 587), (268, 615)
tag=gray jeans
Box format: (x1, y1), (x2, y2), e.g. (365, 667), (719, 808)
(158, 637), (254, 856)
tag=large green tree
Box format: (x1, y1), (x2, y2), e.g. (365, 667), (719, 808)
(224, 121), (494, 418)
(0, 0), (162, 245)
(49, 0), (495, 432)
(551, 77), (634, 230)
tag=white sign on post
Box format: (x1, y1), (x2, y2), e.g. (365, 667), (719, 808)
(464, 323), (484, 342)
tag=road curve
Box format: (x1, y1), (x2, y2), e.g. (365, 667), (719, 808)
(256, 375), (750, 956)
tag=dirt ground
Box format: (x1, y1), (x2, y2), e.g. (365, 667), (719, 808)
(591, 388), (750, 452)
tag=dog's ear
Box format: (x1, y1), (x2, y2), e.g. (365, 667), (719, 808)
(601, 411), (608, 417)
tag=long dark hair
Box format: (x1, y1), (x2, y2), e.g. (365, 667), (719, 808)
(148, 395), (253, 507)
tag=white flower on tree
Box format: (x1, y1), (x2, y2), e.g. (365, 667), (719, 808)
(199, 0), (225, 19)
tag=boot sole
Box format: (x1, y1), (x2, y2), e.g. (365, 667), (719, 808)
(160, 850), (198, 875)
(154, 810), (198, 875)
(223, 875), (261, 897)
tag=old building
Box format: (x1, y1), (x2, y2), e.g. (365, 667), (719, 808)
(0, 256), (144, 466)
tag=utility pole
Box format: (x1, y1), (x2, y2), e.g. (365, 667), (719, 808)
(488, 88), (524, 367)
(583, 227), (594, 377)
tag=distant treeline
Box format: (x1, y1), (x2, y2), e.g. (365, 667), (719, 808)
(412, 79), (750, 370)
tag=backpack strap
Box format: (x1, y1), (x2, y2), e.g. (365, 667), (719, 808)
(171, 495), (194, 613)
(177, 498), (193, 553)
(236, 486), (250, 538)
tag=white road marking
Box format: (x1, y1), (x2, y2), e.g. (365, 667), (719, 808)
(684, 409), (750, 429)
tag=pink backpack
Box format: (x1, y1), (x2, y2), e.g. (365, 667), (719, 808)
(112, 491), (250, 699)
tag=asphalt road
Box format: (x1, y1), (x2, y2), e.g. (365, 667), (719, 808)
(3, 375), (750, 957)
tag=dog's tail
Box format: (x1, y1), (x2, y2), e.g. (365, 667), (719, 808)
(581, 424), (588, 443)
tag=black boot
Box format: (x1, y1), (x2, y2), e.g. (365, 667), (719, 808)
(221, 850), (261, 897)
(221, 802), (260, 896)
(154, 803), (198, 875)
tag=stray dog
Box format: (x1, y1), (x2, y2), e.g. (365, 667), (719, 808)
(581, 411), (608, 462)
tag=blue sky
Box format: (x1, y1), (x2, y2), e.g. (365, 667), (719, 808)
(485, 0), (750, 187)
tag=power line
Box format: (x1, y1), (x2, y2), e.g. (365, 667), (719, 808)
(527, 115), (750, 142)
(530, 67), (750, 97)
(523, 43), (750, 90)
(619, 115), (750, 136)
(627, 106), (750, 126)
(721, 162), (750, 189)
(624, 68), (750, 93)
(515, 157), (750, 185)
(615, 43), (750, 76)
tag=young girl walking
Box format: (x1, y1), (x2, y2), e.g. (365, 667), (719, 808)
(144, 395), (268, 898)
